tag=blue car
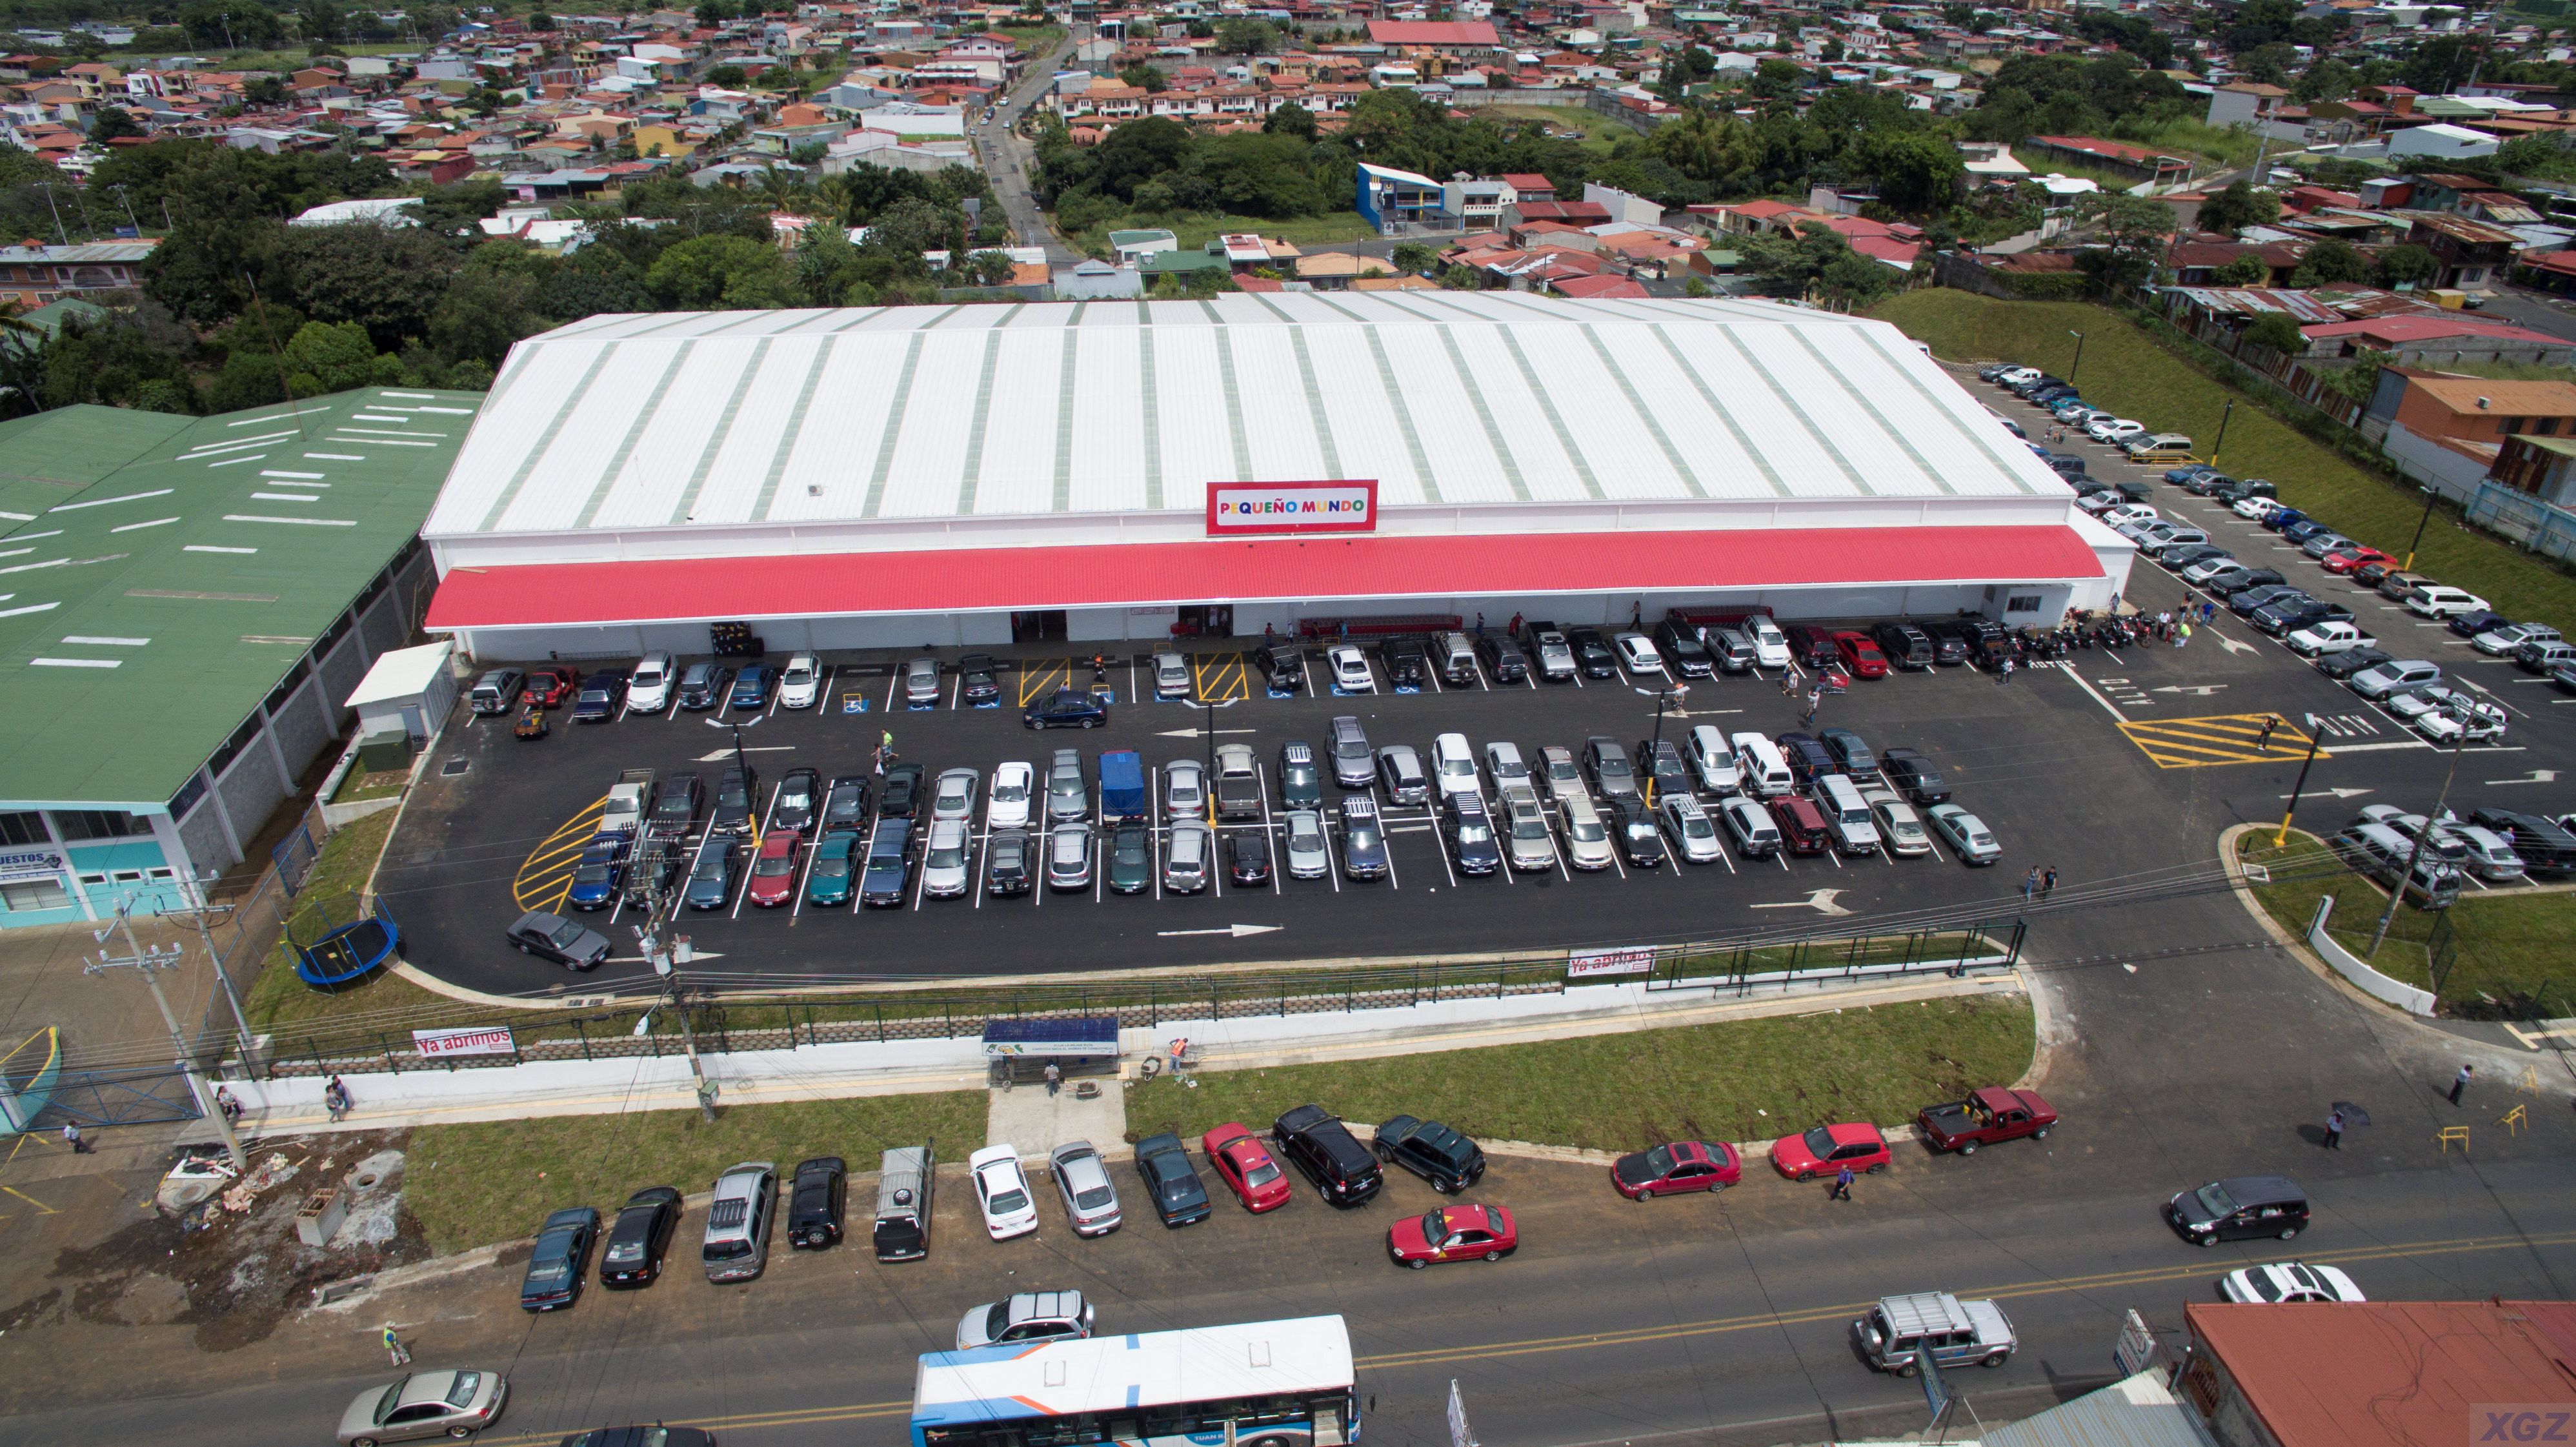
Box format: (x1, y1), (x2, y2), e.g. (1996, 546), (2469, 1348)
(805, 831), (860, 907)
(2264, 507), (2306, 532)
(2448, 609), (2512, 639)
(729, 664), (776, 711)
(566, 840), (625, 911)
(520, 1205), (599, 1311)
(684, 840), (740, 909)
(1021, 687), (1107, 730)
(570, 668), (626, 723)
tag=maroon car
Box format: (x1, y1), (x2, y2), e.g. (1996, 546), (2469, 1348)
(1611, 1140), (1742, 1199)
(1767, 794), (1831, 855)
(745, 828), (802, 907)
(1918, 1088), (2057, 1155)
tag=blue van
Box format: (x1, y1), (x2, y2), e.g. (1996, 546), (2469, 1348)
(1098, 750), (1147, 822)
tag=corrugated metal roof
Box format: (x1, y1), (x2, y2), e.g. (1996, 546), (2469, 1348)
(1982, 1370), (2216, 1447)
(423, 293), (2057, 541)
(425, 525), (2104, 631)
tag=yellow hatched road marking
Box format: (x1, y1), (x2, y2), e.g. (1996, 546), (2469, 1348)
(1192, 651), (1249, 703)
(2118, 714), (2325, 769)
(1016, 657), (1070, 707)
(511, 796), (607, 911)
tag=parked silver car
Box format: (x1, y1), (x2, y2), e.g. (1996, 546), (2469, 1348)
(1046, 749), (1089, 824)
(701, 1160), (776, 1283)
(1502, 785), (1556, 871)
(1864, 789), (1933, 858)
(922, 818), (972, 898)
(1048, 1142), (1124, 1237)
(1657, 794), (1724, 864)
(1165, 759), (1206, 819)
(901, 656), (941, 706)
(1047, 822), (1092, 891)
(1165, 821), (1211, 893)
(337, 1370), (508, 1446)
(1152, 651), (1191, 700)
(931, 767), (978, 823)
(1559, 791), (1614, 871)
(1283, 809), (1330, 878)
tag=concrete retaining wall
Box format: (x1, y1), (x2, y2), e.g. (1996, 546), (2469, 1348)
(2306, 894), (2439, 1017)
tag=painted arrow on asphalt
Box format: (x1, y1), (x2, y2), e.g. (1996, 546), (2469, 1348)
(1153, 728), (1259, 738)
(2280, 787), (2373, 800)
(2212, 631), (2258, 657)
(696, 747), (798, 761)
(2153, 684), (2229, 696)
(2485, 769), (2561, 786)
(1156, 924), (1285, 938)
(1747, 888), (1852, 916)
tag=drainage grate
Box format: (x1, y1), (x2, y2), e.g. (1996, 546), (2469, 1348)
(440, 758), (470, 776)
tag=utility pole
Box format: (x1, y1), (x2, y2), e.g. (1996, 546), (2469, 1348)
(1634, 682), (1688, 805)
(2368, 726), (2469, 957)
(157, 900), (259, 1071)
(86, 903), (247, 1171)
(638, 867), (717, 1122)
(2272, 713), (2326, 848)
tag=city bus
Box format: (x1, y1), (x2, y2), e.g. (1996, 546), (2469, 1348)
(910, 1315), (1357, 1447)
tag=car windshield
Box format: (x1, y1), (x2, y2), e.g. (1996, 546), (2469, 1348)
(1114, 831), (1147, 864)
(1598, 755), (1631, 780)
(605, 1239), (642, 1262)
(526, 1258), (569, 1283)
(1802, 1128), (1836, 1157)
(1642, 1145), (1675, 1177)
(994, 779), (1026, 802)
(1347, 825), (1382, 851)
(1440, 756), (1474, 779)
(928, 841), (965, 868)
(1284, 764), (1318, 788)
(780, 784), (811, 808)
(719, 781), (747, 808)
(445, 1373), (481, 1408)
(812, 852), (849, 878)
(547, 920), (584, 947)
(574, 860), (614, 884)
(1547, 758), (1578, 783)
(1458, 821), (1493, 845)
(754, 853), (793, 877)
(1421, 1209), (1453, 1246)
(1571, 818), (1605, 843)
(1243, 1158), (1282, 1186)
(983, 1302), (1017, 1339)
(1682, 814), (1714, 839)
(2193, 1183), (2239, 1219)
(986, 1188), (1027, 1215)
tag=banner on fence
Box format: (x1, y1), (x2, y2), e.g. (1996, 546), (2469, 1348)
(413, 1025), (516, 1059)
(1567, 946), (1656, 980)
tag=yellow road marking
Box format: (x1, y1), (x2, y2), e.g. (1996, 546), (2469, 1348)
(1017, 657), (1070, 707)
(1193, 651), (1249, 703)
(511, 798), (608, 911)
(464, 1229), (2576, 1441)
(2, 1184), (57, 1214)
(2118, 714), (2324, 769)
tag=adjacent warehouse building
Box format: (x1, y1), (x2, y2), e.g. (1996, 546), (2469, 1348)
(421, 293), (2130, 658)
(0, 390), (475, 929)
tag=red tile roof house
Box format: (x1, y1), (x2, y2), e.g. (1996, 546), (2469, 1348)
(2298, 315), (2576, 367)
(2022, 135), (2195, 188)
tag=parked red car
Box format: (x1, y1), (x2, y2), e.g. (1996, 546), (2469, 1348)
(1767, 794), (1831, 855)
(2321, 547), (2393, 576)
(1387, 1203), (1516, 1268)
(1769, 1122), (1891, 1180)
(1611, 1140), (1742, 1199)
(1831, 632), (1890, 679)
(523, 665), (580, 707)
(745, 827), (803, 907)
(1203, 1122), (1291, 1213)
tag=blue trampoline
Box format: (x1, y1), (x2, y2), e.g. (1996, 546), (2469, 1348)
(291, 893), (402, 990)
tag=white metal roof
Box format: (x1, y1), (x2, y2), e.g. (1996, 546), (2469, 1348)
(912, 1316), (1353, 1426)
(345, 639), (455, 709)
(425, 292), (2055, 541)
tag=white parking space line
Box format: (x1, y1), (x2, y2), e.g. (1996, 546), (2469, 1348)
(971, 832), (989, 909)
(883, 669), (901, 714)
(950, 670), (963, 709)
(1257, 764), (1282, 896)
(790, 829), (820, 918)
(1128, 656), (1138, 703)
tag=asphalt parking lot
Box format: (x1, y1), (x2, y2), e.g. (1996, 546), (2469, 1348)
(375, 381), (2575, 995)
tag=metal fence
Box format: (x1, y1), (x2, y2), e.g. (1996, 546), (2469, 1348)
(34, 1064), (203, 1128)
(2466, 481), (2576, 566)
(255, 920), (2025, 1080)
(272, 824), (320, 897)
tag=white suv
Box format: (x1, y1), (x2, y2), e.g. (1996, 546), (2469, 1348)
(1431, 733), (1480, 801)
(778, 651), (821, 709)
(627, 651), (676, 713)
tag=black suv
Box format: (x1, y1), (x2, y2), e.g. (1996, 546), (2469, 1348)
(1565, 627), (1618, 678)
(1253, 644), (1305, 692)
(1378, 637), (1428, 687)
(1374, 1115), (1486, 1194)
(787, 1156), (845, 1250)
(1475, 634), (1527, 683)
(1273, 1104), (1383, 1207)
(1651, 620), (1715, 678)
(1870, 622), (1935, 671)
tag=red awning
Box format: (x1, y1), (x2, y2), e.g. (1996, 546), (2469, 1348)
(427, 526), (2104, 631)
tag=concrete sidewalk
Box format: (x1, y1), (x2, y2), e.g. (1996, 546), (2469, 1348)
(220, 967), (2019, 1138)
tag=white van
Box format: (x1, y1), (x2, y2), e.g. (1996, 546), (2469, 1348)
(1685, 725), (1740, 795)
(1815, 774), (1882, 855)
(628, 651), (676, 713)
(1730, 732), (1793, 797)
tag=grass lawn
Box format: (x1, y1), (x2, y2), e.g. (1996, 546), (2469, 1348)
(1125, 994), (2034, 1154)
(331, 767), (408, 805)
(2010, 148), (2141, 193)
(2130, 118), (2262, 170)
(1869, 291), (2576, 636)
(405, 1092), (987, 1254)
(993, 23), (1067, 52)
(241, 809), (444, 1034)
(2236, 832), (2575, 1013)
(1065, 210), (1384, 255)
(1481, 105), (1624, 156)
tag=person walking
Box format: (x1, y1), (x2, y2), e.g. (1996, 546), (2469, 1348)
(2022, 865), (2039, 902)
(1631, 600), (1644, 631)
(1043, 1062), (1062, 1097)
(325, 1075), (350, 1124)
(2202, 600), (2217, 624)
(2042, 865), (2058, 898)
(1474, 611), (1486, 638)
(2322, 1108), (2344, 1150)
(1997, 657), (2015, 685)
(1801, 688), (1821, 729)
(383, 1324), (411, 1367)
(2449, 1064), (2473, 1106)
(1507, 611), (1523, 638)
(1831, 1165), (1855, 1202)
(61, 1121), (88, 1154)
(1169, 1037), (1189, 1077)
(2175, 620), (2191, 649)
(2256, 714), (2279, 751)
(216, 1085), (241, 1127)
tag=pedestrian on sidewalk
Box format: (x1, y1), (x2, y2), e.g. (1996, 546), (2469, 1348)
(383, 1324), (410, 1367)
(2449, 1064), (2474, 1106)
(1997, 658), (2015, 685)
(2022, 865), (2039, 901)
(1801, 689), (1821, 729)
(1043, 1062), (1061, 1097)
(1831, 1165), (1855, 1202)
(2176, 621), (2192, 649)
(1169, 1037), (1189, 1076)
(325, 1075), (350, 1123)
(2202, 600), (2217, 624)
(2322, 1108), (2344, 1150)
(1631, 600), (1644, 631)
(2257, 714), (2279, 751)
(61, 1122), (88, 1154)
(215, 1085), (241, 1126)
(1474, 611), (1485, 638)
(2042, 865), (2058, 898)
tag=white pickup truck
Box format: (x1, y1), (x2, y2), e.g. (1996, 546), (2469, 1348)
(2287, 619), (2378, 656)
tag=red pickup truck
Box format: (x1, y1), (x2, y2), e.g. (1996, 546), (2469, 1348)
(1918, 1088), (2057, 1155)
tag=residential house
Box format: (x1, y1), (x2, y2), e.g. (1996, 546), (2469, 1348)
(0, 240), (157, 307)
(2382, 372), (2576, 500)
(2386, 122), (2499, 161)
(2300, 315), (2576, 367)
(2406, 212), (2519, 290)
(1356, 162), (1445, 231)
(2487, 432), (2576, 509)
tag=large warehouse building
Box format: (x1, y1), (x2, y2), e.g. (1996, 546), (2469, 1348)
(420, 292), (2131, 656)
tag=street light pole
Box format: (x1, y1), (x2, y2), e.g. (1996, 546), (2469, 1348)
(1633, 682), (1688, 804)
(2209, 398), (2236, 469)
(705, 714), (761, 829)
(2401, 485), (2440, 572)
(2367, 725), (2470, 957)
(1181, 696), (1239, 825)
(2273, 713), (2325, 848)
(2066, 329), (2086, 387)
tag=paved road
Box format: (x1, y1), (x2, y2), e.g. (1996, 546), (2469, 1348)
(2450, 283), (2576, 346)
(975, 32), (1080, 267)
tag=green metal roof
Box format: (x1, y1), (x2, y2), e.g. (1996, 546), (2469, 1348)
(0, 389), (478, 811)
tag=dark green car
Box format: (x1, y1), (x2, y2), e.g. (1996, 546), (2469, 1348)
(805, 831), (860, 906)
(1107, 823), (1153, 895)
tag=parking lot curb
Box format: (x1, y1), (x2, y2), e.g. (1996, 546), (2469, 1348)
(2219, 823), (2373, 1004)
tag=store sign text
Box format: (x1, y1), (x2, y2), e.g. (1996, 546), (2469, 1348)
(1205, 480), (1379, 536)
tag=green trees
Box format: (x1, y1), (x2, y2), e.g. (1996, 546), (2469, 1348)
(2195, 181), (2280, 238)
(647, 235), (797, 309)
(2241, 311), (2308, 355)
(279, 220), (462, 347)
(2374, 244), (2438, 290)
(2213, 254), (2269, 286)
(2288, 237), (2370, 288)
